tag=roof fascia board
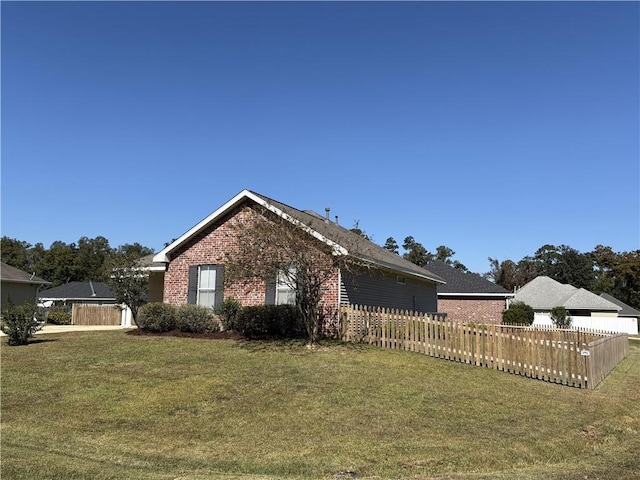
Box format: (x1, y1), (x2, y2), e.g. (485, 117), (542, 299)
(153, 190), (254, 263)
(2, 278), (51, 285)
(153, 190), (349, 263)
(438, 292), (515, 297)
(355, 257), (445, 285)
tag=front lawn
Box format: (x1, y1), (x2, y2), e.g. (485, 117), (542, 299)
(2, 332), (639, 479)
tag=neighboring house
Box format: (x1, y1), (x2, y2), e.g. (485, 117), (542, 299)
(152, 190), (445, 318)
(0, 262), (51, 310)
(425, 259), (513, 324)
(38, 281), (117, 307)
(512, 276), (637, 335)
(38, 281), (134, 327)
(600, 293), (640, 331)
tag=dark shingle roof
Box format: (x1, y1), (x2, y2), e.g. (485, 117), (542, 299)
(0, 262), (50, 285)
(155, 190), (445, 285)
(251, 192), (445, 285)
(39, 281), (115, 300)
(600, 293), (640, 317)
(425, 259), (510, 295)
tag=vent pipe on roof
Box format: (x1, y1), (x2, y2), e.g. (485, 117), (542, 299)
(325, 207), (330, 223)
(335, 215), (339, 225)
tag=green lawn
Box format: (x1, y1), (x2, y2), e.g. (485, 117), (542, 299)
(2, 332), (639, 480)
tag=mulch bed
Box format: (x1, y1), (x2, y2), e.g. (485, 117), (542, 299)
(126, 329), (246, 340)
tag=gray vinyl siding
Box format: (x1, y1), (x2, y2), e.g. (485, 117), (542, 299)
(341, 269), (438, 313)
(1, 282), (40, 310)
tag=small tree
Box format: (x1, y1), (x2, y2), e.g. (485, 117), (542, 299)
(550, 306), (572, 329)
(224, 206), (357, 345)
(106, 253), (149, 325)
(502, 301), (535, 326)
(1, 299), (43, 346)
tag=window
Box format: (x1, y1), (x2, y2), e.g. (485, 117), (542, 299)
(189, 265), (223, 308)
(276, 267), (297, 305)
(397, 275), (407, 285)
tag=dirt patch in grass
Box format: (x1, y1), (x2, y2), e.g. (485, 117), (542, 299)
(126, 328), (246, 340)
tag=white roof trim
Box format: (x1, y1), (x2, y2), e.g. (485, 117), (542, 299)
(153, 190), (349, 263)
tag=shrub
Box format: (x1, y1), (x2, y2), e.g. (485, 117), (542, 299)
(234, 304), (305, 339)
(502, 301), (535, 326)
(216, 297), (243, 331)
(47, 307), (72, 325)
(1, 300), (43, 346)
(176, 304), (221, 333)
(136, 302), (176, 332)
(550, 306), (572, 329)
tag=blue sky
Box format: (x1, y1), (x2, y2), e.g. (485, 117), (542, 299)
(2, 1), (638, 274)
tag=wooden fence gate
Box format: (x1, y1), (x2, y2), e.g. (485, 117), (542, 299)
(71, 304), (122, 326)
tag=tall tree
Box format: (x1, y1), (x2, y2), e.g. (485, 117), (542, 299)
(590, 244), (617, 294)
(611, 250), (640, 309)
(1, 237), (31, 271)
(36, 241), (78, 287)
(115, 243), (155, 258)
(486, 257), (520, 291)
(383, 237), (399, 255)
(435, 245), (455, 263)
(75, 236), (113, 282)
(349, 220), (371, 241)
(532, 244), (592, 289)
(402, 236), (433, 267)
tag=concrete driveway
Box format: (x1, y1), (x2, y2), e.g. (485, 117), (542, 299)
(1, 325), (135, 336)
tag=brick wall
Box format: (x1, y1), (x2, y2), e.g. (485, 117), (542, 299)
(438, 297), (508, 324)
(163, 204), (341, 310)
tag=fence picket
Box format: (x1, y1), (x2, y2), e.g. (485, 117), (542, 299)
(339, 305), (627, 389)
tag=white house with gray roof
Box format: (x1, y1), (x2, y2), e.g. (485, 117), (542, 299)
(513, 276), (637, 335)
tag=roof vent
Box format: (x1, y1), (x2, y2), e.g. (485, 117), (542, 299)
(325, 207), (330, 223)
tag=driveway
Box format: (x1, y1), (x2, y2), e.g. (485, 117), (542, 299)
(0, 325), (135, 336)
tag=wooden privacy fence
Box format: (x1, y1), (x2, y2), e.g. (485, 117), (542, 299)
(340, 305), (629, 390)
(71, 304), (122, 326)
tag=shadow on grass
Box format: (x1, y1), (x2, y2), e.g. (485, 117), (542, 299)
(1, 337), (59, 347)
(236, 337), (371, 354)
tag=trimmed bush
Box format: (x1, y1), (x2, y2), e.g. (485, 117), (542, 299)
(176, 304), (221, 333)
(502, 301), (535, 326)
(234, 304), (305, 339)
(550, 306), (572, 329)
(1, 300), (43, 346)
(216, 297), (243, 332)
(136, 302), (176, 332)
(47, 307), (72, 325)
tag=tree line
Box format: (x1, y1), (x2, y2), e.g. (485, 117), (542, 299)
(376, 231), (638, 310)
(1, 236), (154, 289)
(484, 244), (640, 309)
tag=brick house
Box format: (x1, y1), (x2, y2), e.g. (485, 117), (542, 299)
(425, 259), (513, 324)
(151, 190), (444, 316)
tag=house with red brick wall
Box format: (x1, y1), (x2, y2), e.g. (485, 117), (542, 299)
(425, 259), (513, 324)
(151, 190), (445, 316)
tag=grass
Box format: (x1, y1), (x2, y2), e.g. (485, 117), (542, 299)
(1, 332), (639, 480)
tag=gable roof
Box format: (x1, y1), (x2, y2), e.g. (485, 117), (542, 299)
(513, 276), (621, 312)
(600, 293), (640, 317)
(153, 189), (445, 285)
(0, 262), (50, 285)
(39, 281), (115, 301)
(425, 259), (511, 296)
